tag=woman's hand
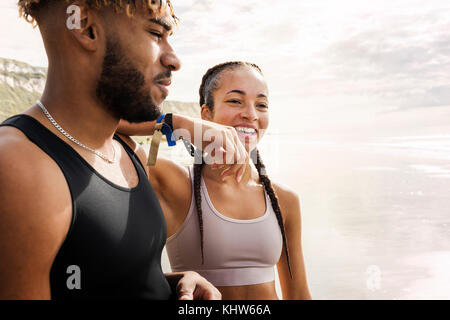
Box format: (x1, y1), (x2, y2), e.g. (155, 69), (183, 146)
(173, 115), (249, 183)
(116, 115), (249, 183)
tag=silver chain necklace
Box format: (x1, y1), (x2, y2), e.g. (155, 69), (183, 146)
(36, 100), (116, 164)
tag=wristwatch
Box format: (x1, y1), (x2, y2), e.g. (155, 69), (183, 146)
(164, 113), (174, 132)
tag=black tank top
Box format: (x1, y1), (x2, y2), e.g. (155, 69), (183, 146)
(1, 114), (173, 300)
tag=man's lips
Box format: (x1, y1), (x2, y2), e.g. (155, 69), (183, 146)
(157, 79), (172, 86)
(155, 79), (171, 96)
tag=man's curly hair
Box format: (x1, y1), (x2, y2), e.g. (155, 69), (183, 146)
(18, 0), (177, 25)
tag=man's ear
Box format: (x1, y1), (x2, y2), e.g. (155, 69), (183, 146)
(200, 105), (214, 121)
(66, 2), (101, 52)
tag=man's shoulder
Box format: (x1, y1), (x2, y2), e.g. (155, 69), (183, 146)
(116, 133), (137, 151)
(0, 124), (30, 146)
(0, 125), (72, 202)
(0, 125), (38, 164)
(0, 126), (72, 299)
(0, 125), (52, 170)
(0, 122), (72, 235)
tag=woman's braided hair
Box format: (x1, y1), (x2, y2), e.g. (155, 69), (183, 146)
(18, 0), (177, 25)
(195, 61), (293, 278)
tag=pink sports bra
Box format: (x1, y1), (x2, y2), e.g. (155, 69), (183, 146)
(165, 165), (283, 286)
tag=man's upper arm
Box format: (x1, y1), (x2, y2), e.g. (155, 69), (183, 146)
(0, 131), (72, 299)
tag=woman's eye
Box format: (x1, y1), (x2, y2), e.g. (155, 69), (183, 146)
(227, 99), (241, 104)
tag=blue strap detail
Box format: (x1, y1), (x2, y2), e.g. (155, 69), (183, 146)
(157, 114), (177, 147)
(156, 115), (164, 123)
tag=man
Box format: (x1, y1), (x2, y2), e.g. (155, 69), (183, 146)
(0, 0), (246, 299)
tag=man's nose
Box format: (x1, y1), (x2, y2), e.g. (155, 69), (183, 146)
(161, 45), (181, 71)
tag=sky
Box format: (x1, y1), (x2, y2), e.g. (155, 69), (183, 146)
(1, 0), (449, 138)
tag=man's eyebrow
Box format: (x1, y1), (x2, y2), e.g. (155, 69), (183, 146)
(257, 93), (268, 98)
(148, 17), (173, 32)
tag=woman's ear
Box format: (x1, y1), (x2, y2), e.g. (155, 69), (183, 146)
(200, 105), (213, 121)
(66, 1), (101, 52)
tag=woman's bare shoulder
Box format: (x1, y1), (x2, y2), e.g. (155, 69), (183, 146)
(271, 180), (300, 205)
(270, 180), (301, 222)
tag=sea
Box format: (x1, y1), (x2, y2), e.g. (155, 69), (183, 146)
(156, 132), (450, 299)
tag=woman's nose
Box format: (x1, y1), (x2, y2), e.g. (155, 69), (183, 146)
(242, 103), (258, 121)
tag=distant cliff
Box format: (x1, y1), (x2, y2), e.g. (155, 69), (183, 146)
(0, 57), (200, 122)
(0, 58), (46, 121)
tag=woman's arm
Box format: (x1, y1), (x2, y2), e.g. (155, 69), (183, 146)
(116, 114), (248, 183)
(117, 119), (157, 136)
(274, 183), (312, 300)
(115, 114), (250, 238)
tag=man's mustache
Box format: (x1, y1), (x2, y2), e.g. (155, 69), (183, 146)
(154, 71), (172, 82)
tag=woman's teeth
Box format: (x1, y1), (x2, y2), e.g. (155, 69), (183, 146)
(235, 127), (257, 134)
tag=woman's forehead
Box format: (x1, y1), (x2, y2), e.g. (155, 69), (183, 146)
(218, 68), (268, 94)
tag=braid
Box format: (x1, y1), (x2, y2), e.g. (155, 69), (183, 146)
(193, 149), (294, 276)
(194, 61), (265, 266)
(252, 149), (293, 279)
(193, 161), (205, 264)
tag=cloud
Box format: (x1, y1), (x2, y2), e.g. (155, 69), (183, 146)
(314, 7), (450, 109)
(0, 5), (47, 67)
(1, 0), (449, 135)
(167, 0), (449, 109)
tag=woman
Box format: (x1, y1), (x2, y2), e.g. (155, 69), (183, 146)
(118, 61), (311, 300)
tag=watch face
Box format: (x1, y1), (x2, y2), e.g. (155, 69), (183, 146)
(165, 113), (173, 129)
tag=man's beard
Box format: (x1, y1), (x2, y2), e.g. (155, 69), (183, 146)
(96, 38), (163, 123)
